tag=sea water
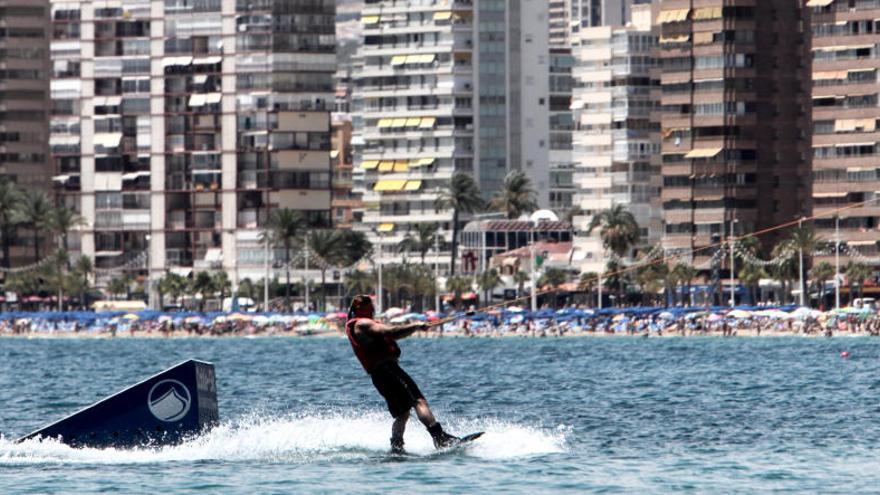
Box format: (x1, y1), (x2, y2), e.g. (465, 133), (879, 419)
(1, 336), (879, 494)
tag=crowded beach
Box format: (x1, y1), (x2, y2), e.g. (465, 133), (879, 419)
(2, 304), (880, 338)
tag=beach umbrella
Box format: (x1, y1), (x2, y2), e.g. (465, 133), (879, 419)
(384, 307), (405, 318)
(121, 313), (139, 321)
(727, 309), (752, 319)
(707, 313), (723, 322)
(658, 311), (675, 320)
(506, 306), (524, 313)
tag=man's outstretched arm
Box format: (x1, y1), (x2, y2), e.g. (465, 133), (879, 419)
(357, 320), (428, 340)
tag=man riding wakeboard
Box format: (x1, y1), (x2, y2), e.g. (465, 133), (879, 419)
(345, 294), (460, 453)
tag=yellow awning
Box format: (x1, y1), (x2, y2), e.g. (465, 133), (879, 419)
(433, 11), (452, 21)
(685, 148), (722, 159)
(418, 54), (436, 64)
(377, 223), (395, 232)
(404, 180), (423, 191)
(806, 0), (834, 6)
(391, 118), (407, 128)
(330, 150), (339, 159)
(692, 6), (722, 20)
(378, 118), (393, 128)
(362, 160), (379, 170)
(405, 117), (422, 127)
(404, 54), (421, 64)
(813, 192), (847, 198)
(835, 119), (876, 132)
(374, 180), (407, 191)
(362, 15), (379, 25)
(378, 161), (394, 172)
(394, 160), (409, 172)
(417, 157), (436, 166)
(419, 117), (437, 128)
(390, 55), (407, 66)
(660, 34), (690, 44)
(813, 70), (847, 80)
(659, 8), (690, 23)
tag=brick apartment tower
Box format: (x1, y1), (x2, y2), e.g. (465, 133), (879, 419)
(657, 0), (812, 269)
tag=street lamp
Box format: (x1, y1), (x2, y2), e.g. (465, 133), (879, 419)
(729, 218), (737, 308)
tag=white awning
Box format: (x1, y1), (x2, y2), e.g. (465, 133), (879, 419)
(193, 56), (222, 65)
(188, 94), (207, 107)
(204, 248), (223, 263)
(50, 135), (80, 146)
(52, 174), (71, 183)
(121, 171), (150, 180)
(170, 267), (192, 277)
(163, 56), (192, 67)
(191, 169), (221, 175)
(806, 0), (834, 6)
(204, 93), (222, 104)
(192, 74), (209, 84)
(94, 133), (123, 147)
(93, 96), (122, 107)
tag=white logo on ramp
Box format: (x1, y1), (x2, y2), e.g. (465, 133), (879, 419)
(148, 379), (192, 422)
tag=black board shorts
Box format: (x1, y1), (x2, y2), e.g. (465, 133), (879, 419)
(370, 361), (425, 418)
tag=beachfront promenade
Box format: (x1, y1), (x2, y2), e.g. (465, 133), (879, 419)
(2, 306), (879, 338)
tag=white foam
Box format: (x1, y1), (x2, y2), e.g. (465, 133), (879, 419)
(0, 409), (566, 465)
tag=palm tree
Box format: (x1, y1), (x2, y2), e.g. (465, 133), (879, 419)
(337, 230), (372, 266)
(14, 190), (53, 263)
(71, 255), (93, 309)
(810, 261), (835, 307)
(476, 268), (501, 304)
(489, 170), (538, 220)
(307, 230), (341, 311)
(0, 179), (22, 269)
(158, 272), (188, 309)
(237, 278), (256, 302)
(261, 208), (305, 312)
(737, 263), (766, 305)
(770, 242), (798, 304)
(48, 206), (85, 253)
(635, 264), (662, 306)
(345, 269), (374, 298)
(587, 204), (641, 259)
(538, 267), (568, 289)
(212, 271), (231, 302)
(445, 275), (472, 309)
(671, 263), (698, 306)
(846, 262), (874, 303)
(192, 271), (215, 311)
(107, 277), (128, 301)
(435, 173), (483, 276)
(398, 223), (438, 265)
(787, 224), (822, 298)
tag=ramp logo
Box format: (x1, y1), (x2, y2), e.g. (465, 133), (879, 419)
(148, 379), (192, 422)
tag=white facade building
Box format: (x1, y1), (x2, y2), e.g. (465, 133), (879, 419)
(570, 14), (659, 273)
(353, 0), (550, 271)
(49, 0), (336, 302)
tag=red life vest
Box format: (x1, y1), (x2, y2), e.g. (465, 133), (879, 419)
(345, 317), (401, 373)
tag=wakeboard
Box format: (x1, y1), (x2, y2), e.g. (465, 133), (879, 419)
(440, 431), (484, 451)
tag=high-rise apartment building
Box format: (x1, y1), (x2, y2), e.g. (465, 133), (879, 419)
(353, 0), (550, 271)
(570, 0), (626, 37)
(549, 47), (575, 215)
(571, 10), (660, 273)
(50, 0), (335, 298)
(0, 0), (51, 268)
(657, 0), (811, 268)
(809, 1), (880, 264)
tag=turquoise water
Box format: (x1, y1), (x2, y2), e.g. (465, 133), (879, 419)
(1, 336), (879, 494)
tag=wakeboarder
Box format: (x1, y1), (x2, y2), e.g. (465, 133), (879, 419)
(345, 294), (464, 453)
